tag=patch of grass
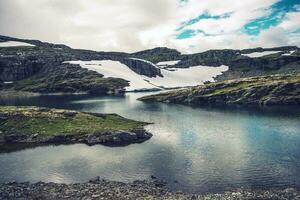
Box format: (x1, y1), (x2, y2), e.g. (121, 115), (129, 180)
(0, 106), (147, 137)
(206, 74), (300, 96)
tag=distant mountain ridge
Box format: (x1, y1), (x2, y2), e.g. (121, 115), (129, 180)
(0, 35), (299, 94)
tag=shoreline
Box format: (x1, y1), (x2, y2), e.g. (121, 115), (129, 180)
(0, 178), (299, 200)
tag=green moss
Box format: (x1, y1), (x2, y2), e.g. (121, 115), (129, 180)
(0, 106), (147, 137)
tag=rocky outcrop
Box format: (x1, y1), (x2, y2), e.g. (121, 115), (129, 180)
(0, 57), (44, 81)
(0, 179), (299, 200)
(139, 74), (300, 106)
(0, 106), (152, 147)
(119, 58), (162, 77)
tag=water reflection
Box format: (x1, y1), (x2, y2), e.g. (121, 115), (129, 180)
(0, 93), (299, 192)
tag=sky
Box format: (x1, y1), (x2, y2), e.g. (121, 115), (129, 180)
(0, 0), (299, 53)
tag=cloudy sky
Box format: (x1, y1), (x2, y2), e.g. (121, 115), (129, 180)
(0, 0), (299, 53)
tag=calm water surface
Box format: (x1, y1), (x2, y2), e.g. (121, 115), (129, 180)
(0, 93), (300, 192)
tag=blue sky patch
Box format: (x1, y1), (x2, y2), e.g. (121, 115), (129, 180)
(177, 12), (231, 31)
(176, 12), (231, 39)
(243, 0), (299, 35)
(176, 0), (300, 40)
(176, 29), (197, 39)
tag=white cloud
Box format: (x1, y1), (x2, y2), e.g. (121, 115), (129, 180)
(0, 0), (298, 53)
(279, 11), (300, 32)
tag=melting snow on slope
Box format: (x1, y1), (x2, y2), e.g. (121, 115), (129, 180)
(148, 66), (228, 88)
(67, 60), (228, 91)
(68, 60), (157, 91)
(156, 60), (181, 66)
(282, 50), (296, 56)
(241, 51), (281, 58)
(0, 41), (35, 47)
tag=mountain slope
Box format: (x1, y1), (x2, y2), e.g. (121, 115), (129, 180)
(0, 35), (162, 94)
(0, 35), (299, 95)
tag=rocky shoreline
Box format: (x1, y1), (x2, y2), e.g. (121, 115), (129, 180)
(0, 106), (152, 148)
(139, 74), (300, 106)
(0, 178), (299, 200)
(0, 128), (152, 147)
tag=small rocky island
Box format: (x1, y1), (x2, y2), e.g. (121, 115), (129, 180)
(0, 106), (152, 147)
(139, 74), (300, 106)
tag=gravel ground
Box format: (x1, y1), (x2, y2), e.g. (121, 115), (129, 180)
(0, 177), (300, 200)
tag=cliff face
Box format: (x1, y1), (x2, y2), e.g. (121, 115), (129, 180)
(0, 58), (43, 81)
(119, 58), (162, 78)
(139, 74), (300, 106)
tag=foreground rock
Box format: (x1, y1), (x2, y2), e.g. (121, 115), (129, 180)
(0, 179), (299, 200)
(139, 74), (300, 106)
(0, 106), (152, 147)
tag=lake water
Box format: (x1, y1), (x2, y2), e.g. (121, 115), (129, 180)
(0, 93), (300, 193)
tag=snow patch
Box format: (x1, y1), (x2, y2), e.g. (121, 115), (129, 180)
(67, 60), (228, 91)
(242, 51), (281, 58)
(156, 60), (181, 67)
(0, 41), (35, 47)
(148, 65), (228, 88)
(3, 81), (14, 84)
(282, 50), (296, 56)
(68, 60), (158, 91)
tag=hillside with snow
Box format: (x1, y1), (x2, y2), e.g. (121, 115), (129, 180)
(0, 41), (35, 47)
(68, 60), (228, 91)
(0, 35), (299, 95)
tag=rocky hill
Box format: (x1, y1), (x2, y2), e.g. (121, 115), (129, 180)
(0, 35), (299, 94)
(139, 74), (300, 106)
